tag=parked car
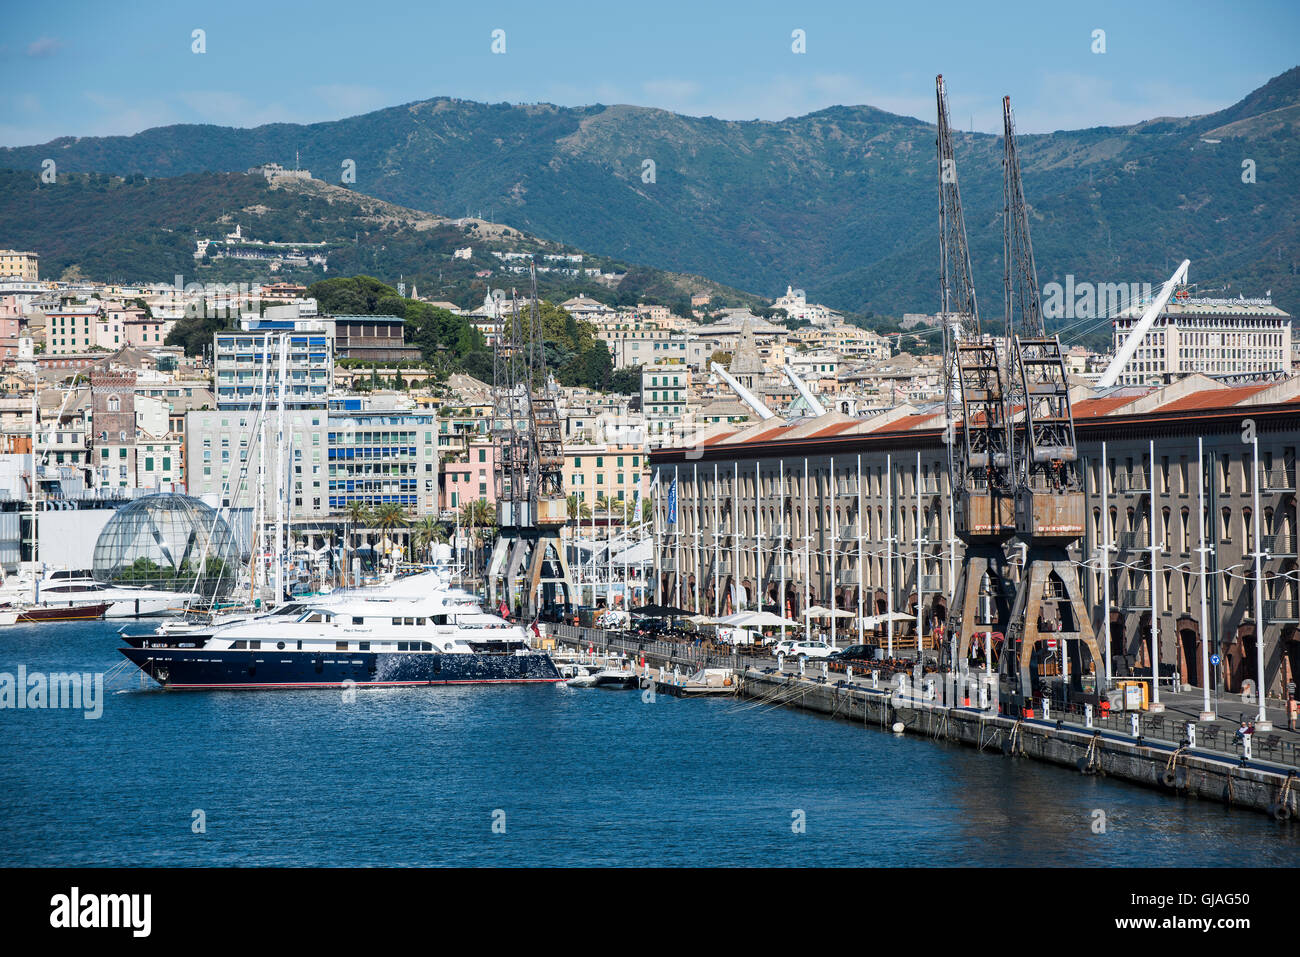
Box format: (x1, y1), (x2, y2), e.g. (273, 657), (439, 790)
(788, 640), (834, 660)
(830, 644), (880, 663)
(773, 639), (801, 658)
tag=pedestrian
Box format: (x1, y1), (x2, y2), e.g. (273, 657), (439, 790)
(1234, 720), (1249, 743)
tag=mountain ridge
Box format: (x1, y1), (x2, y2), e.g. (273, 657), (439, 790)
(3, 67), (1296, 319)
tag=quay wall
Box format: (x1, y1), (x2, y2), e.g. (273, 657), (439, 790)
(549, 627), (1298, 822)
(737, 669), (1299, 822)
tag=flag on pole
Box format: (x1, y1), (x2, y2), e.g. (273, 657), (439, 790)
(668, 477), (678, 525)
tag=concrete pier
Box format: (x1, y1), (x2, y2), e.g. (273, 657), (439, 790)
(737, 668), (1299, 821)
(549, 625), (1298, 821)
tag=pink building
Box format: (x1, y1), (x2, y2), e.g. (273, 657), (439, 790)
(125, 317), (173, 348)
(0, 296), (21, 360)
(440, 438), (497, 512)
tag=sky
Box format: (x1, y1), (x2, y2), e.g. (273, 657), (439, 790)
(1, 0), (1297, 147)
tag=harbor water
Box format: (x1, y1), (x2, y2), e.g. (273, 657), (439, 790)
(1, 622), (1296, 867)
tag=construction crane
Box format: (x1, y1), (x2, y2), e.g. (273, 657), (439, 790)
(782, 363), (827, 417)
(486, 263), (575, 620)
(711, 362), (776, 420)
(1000, 95), (1104, 701)
(936, 75), (1017, 669)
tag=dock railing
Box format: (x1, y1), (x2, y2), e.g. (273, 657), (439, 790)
(1037, 699), (1299, 769)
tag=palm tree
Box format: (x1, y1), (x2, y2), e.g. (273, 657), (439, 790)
(566, 493), (592, 522)
(459, 499), (497, 580)
(411, 516), (448, 564)
(342, 501), (373, 585)
(371, 502), (411, 568)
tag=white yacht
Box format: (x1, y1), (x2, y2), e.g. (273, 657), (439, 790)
(120, 569), (562, 689)
(0, 568), (197, 619)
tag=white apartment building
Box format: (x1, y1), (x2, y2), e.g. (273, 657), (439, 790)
(641, 361), (690, 445)
(1111, 298), (1291, 385)
(598, 320), (689, 370)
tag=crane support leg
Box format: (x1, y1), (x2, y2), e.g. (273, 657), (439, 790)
(1006, 548), (1103, 698)
(952, 544), (1014, 667)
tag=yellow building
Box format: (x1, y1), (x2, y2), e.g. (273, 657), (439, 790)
(0, 250), (38, 281)
(564, 444), (647, 507)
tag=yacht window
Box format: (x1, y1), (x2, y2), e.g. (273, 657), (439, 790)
(398, 642), (408, 651)
(352, 617), (363, 625)
(416, 618), (426, 626)
(422, 642), (433, 651)
(433, 615), (448, 625)
(296, 641), (302, 650)
(276, 642), (285, 650)
(359, 642), (370, 651)
(249, 640), (261, 650)
(336, 641), (349, 651)
(392, 617), (402, 626)
(404, 617), (415, 626)
(231, 640), (247, 650)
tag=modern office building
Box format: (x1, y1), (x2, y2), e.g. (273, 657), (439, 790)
(1111, 297), (1291, 385)
(326, 398), (438, 514)
(213, 329), (333, 409)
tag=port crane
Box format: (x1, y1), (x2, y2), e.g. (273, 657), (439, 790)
(486, 263), (575, 619)
(999, 95), (1104, 698)
(935, 75), (1017, 668)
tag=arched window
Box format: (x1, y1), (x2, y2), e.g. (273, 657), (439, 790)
(106, 395), (120, 412)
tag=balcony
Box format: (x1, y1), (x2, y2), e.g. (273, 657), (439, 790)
(1262, 534), (1298, 558)
(1114, 474), (1149, 494)
(1119, 531), (1148, 551)
(1259, 468), (1296, 492)
(1264, 599), (1299, 624)
(1120, 589), (1152, 611)
(918, 574), (943, 593)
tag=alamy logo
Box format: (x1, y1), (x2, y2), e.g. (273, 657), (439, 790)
(1042, 275), (1154, 321)
(0, 666), (103, 719)
(50, 887), (151, 937)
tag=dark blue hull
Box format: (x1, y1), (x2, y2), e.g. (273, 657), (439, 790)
(120, 647), (563, 690)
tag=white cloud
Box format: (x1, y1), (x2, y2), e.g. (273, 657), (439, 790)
(25, 37), (62, 58)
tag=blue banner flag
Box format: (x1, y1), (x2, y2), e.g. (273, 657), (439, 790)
(668, 477), (678, 525)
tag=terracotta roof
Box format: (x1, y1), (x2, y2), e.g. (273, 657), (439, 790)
(1073, 395), (1141, 419)
(803, 420), (862, 438)
(869, 413), (942, 433)
(699, 432), (737, 446)
(1154, 383), (1272, 412)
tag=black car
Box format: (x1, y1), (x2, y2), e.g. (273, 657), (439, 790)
(830, 644), (880, 663)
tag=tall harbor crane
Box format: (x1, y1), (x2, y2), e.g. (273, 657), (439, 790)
(999, 95), (1104, 698)
(936, 75), (1017, 667)
(487, 263), (575, 619)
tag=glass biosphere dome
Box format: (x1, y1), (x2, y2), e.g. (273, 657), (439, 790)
(92, 493), (241, 599)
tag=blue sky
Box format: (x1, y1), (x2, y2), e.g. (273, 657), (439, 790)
(2, 0), (1296, 146)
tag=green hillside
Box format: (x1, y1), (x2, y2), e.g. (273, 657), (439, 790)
(1, 67), (1296, 333)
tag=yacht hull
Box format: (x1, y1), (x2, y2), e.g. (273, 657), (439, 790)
(120, 647), (563, 689)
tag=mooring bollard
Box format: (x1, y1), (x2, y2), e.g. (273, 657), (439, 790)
(1130, 713), (1141, 737)
(871, 669), (879, 689)
(1243, 734), (1252, 760)
(1084, 703), (1093, 728)
(798, 657), (806, 677)
(1041, 698), (1050, 721)
(846, 665), (853, 683)
(1186, 722), (1196, 747)
(777, 652), (785, 672)
(822, 660), (828, 678)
